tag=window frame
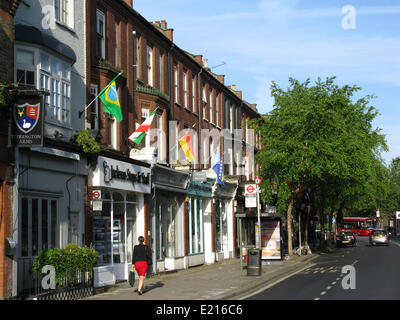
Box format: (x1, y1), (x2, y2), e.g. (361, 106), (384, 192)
(54, 0), (74, 29)
(96, 9), (106, 60)
(147, 45), (153, 87)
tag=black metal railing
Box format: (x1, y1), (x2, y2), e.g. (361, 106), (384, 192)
(16, 258), (94, 300)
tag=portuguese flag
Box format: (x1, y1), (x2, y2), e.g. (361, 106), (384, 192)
(99, 73), (123, 122)
(129, 107), (158, 144)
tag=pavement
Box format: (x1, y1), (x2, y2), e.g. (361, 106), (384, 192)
(84, 251), (322, 300)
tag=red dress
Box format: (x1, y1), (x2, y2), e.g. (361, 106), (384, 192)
(134, 261), (148, 277)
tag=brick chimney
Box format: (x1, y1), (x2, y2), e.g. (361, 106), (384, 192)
(194, 55), (203, 65)
(151, 20), (174, 41)
(124, 0), (133, 6)
(217, 74), (225, 85)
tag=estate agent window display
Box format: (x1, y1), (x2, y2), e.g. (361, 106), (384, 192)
(93, 191), (137, 266)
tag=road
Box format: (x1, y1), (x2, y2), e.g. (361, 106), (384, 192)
(244, 236), (400, 300)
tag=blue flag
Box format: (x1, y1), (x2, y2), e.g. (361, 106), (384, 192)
(212, 148), (225, 185)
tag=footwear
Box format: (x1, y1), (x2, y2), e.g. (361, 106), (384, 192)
(138, 290), (143, 295)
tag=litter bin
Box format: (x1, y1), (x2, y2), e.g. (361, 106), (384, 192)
(247, 248), (261, 276)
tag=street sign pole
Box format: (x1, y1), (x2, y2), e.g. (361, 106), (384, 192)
(256, 184), (261, 249)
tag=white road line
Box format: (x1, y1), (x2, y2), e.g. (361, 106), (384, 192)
(326, 286), (332, 290)
(331, 281), (337, 285)
(320, 291), (327, 296)
(237, 263), (317, 300)
(314, 297), (320, 300)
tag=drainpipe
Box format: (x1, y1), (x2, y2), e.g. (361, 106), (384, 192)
(197, 68), (203, 170)
(167, 43), (175, 167)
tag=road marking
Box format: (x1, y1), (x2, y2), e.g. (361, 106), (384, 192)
(331, 281), (337, 285)
(326, 286), (332, 290)
(314, 297), (320, 300)
(320, 291), (327, 296)
(237, 262), (317, 300)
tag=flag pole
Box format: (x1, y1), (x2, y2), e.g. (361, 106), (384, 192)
(79, 71), (123, 118)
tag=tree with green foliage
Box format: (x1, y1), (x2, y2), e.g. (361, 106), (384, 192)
(250, 77), (387, 255)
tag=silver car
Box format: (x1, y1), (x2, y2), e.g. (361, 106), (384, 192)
(369, 229), (390, 246)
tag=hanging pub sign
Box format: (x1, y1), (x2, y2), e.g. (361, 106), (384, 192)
(11, 93), (44, 147)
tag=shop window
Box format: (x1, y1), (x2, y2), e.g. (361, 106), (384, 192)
(156, 196), (183, 260)
(214, 200), (227, 253)
(20, 196), (58, 257)
(126, 194), (137, 264)
(188, 197), (203, 254)
(113, 192), (125, 264)
(93, 192), (138, 266)
(93, 193), (111, 266)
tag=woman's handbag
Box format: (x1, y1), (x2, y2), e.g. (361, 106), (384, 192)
(129, 266), (135, 287)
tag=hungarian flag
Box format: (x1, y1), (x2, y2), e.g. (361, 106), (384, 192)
(99, 78), (123, 122)
(129, 107), (158, 144)
(179, 131), (195, 163)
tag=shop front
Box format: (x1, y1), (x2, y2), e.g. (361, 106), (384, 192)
(212, 179), (238, 262)
(187, 180), (213, 266)
(151, 165), (190, 273)
(91, 155), (151, 288)
(14, 141), (88, 296)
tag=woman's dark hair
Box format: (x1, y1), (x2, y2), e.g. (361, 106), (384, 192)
(138, 236), (144, 244)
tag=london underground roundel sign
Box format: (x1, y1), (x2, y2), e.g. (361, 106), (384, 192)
(245, 184), (257, 196)
(255, 178), (261, 185)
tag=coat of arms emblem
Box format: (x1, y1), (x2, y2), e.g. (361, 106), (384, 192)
(14, 102), (40, 134)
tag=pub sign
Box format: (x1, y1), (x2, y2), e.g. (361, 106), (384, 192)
(11, 94), (44, 147)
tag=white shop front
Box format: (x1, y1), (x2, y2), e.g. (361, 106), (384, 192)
(91, 155), (151, 288)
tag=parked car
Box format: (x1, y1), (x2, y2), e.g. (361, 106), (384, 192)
(369, 229), (390, 246)
(336, 230), (357, 247)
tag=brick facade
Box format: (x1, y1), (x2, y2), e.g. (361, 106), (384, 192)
(0, 0), (20, 300)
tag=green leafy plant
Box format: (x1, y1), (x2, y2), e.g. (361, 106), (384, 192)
(74, 129), (101, 154)
(0, 83), (17, 112)
(32, 244), (99, 286)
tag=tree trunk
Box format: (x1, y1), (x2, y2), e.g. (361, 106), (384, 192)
(327, 212), (333, 247)
(319, 210), (325, 249)
(332, 211), (337, 247)
(303, 204), (311, 253)
(287, 194), (294, 256)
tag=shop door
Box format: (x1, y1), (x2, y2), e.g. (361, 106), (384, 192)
(18, 197), (58, 295)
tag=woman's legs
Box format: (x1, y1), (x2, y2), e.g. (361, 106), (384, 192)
(138, 276), (145, 292)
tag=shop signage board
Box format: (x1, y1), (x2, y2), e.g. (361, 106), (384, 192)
(192, 171), (207, 182)
(93, 156), (151, 194)
(11, 94), (44, 147)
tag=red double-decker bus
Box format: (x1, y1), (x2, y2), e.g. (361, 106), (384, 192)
(337, 217), (379, 236)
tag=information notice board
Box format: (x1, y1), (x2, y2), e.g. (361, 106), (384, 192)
(260, 219), (282, 260)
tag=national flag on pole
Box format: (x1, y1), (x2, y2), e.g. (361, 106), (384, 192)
(99, 75), (123, 122)
(212, 147), (225, 185)
(128, 107), (158, 144)
(179, 131), (195, 163)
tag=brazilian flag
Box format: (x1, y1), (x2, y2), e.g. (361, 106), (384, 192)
(99, 79), (123, 122)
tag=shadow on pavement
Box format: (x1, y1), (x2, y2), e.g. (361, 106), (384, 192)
(143, 281), (164, 293)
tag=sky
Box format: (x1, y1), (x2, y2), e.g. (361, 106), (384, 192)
(134, 0), (400, 165)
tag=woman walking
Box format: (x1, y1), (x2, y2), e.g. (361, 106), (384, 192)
(132, 236), (152, 295)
